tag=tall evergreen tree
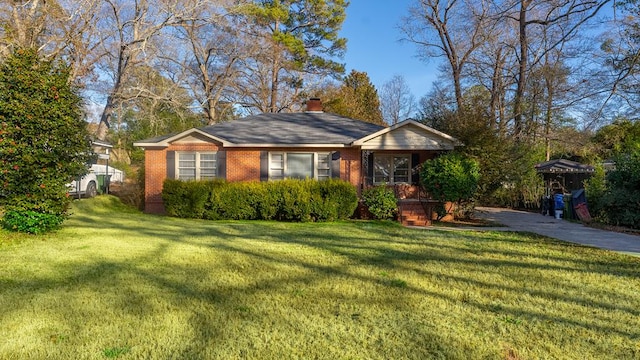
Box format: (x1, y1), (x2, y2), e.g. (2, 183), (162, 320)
(0, 48), (92, 233)
(324, 70), (385, 125)
(238, 0), (348, 112)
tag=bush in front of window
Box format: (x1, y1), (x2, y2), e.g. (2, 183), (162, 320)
(265, 180), (313, 221)
(211, 181), (264, 220)
(163, 179), (219, 218)
(361, 185), (398, 220)
(315, 179), (360, 220)
(162, 179), (189, 217)
(161, 178), (358, 222)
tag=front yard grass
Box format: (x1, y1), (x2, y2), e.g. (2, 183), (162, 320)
(1, 196), (639, 359)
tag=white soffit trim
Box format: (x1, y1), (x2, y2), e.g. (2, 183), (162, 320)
(223, 143), (348, 148)
(91, 140), (114, 148)
(352, 119), (462, 146)
(132, 142), (167, 149)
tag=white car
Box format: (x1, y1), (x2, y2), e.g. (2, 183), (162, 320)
(68, 164), (125, 198)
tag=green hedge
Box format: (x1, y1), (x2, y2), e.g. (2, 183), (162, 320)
(1, 210), (65, 234)
(361, 186), (398, 220)
(162, 179), (358, 222)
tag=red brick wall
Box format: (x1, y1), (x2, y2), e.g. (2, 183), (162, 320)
(144, 147), (167, 214)
(144, 143), (220, 213)
(143, 144), (363, 213)
(142, 144), (444, 214)
(225, 147), (363, 186)
(227, 150), (261, 182)
(340, 148), (362, 192)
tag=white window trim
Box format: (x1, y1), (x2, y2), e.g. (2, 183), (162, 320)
(269, 152), (331, 180)
(176, 151), (217, 181)
(373, 154), (411, 185)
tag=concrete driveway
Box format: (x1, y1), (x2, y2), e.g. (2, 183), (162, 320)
(472, 207), (640, 256)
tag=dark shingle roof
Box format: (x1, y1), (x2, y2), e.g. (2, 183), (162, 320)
(200, 112), (384, 145)
(535, 159), (595, 173)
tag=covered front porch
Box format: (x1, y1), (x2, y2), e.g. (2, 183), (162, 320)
(352, 120), (461, 227)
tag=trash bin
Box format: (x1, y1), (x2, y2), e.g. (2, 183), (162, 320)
(572, 189), (587, 204)
(96, 174), (106, 194)
(105, 174), (111, 194)
(541, 195), (551, 216)
(553, 192), (565, 219)
(570, 189), (588, 220)
(574, 202), (592, 223)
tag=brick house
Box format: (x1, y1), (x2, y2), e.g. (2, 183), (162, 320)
(134, 99), (461, 225)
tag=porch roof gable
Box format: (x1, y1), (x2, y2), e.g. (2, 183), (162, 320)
(352, 119), (462, 150)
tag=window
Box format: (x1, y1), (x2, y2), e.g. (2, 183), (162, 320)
(287, 153), (313, 179)
(373, 154), (410, 184)
(316, 152), (331, 181)
(177, 152), (217, 180)
(269, 152), (331, 180)
(199, 153), (217, 180)
(178, 153), (196, 180)
(269, 153), (285, 180)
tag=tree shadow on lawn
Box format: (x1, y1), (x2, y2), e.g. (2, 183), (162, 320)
(1, 240), (474, 358)
(66, 212), (640, 289)
(58, 214), (640, 342)
(218, 227), (640, 319)
(68, 212), (635, 266)
(66, 210), (640, 285)
(230, 221), (640, 278)
(197, 239), (640, 340)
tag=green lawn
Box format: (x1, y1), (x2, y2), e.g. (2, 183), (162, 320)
(1, 196), (639, 359)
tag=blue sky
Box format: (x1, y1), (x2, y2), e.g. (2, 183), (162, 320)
(339, 1), (439, 100)
(339, 2), (615, 103)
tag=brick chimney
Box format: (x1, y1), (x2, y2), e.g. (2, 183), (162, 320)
(305, 98), (323, 112)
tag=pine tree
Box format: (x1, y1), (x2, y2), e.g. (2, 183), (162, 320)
(324, 70), (385, 125)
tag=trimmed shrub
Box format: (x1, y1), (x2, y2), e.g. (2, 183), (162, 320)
(270, 179), (313, 222)
(162, 178), (359, 222)
(318, 179), (359, 220)
(362, 185), (397, 220)
(1, 210), (64, 234)
(200, 179), (226, 220)
(216, 182), (263, 220)
(162, 179), (187, 217)
(162, 179), (213, 218)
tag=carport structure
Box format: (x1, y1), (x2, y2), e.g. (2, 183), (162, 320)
(535, 159), (595, 193)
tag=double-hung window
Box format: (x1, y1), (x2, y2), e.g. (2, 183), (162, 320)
(177, 152), (217, 180)
(373, 154), (410, 184)
(269, 152), (331, 180)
